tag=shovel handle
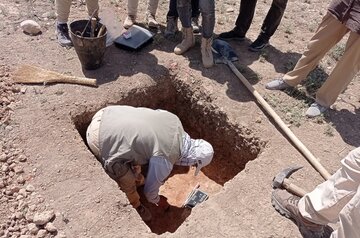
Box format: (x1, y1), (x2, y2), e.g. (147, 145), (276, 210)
(226, 60), (331, 180)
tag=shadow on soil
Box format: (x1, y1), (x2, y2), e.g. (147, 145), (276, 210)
(326, 108), (360, 147)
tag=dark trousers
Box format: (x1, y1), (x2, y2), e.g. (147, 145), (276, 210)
(167, 0), (200, 18)
(234, 0), (288, 41)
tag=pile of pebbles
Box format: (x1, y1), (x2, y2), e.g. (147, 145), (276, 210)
(0, 66), (65, 237)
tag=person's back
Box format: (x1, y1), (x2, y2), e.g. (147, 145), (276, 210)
(99, 106), (185, 167)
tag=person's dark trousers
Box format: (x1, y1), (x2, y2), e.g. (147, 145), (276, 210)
(167, 0), (200, 18)
(234, 0), (288, 41)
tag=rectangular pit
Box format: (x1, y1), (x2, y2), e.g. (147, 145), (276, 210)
(72, 79), (264, 234)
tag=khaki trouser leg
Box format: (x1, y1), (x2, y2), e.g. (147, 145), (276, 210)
(127, 0), (139, 16)
(147, 0), (159, 15)
(56, 0), (72, 23)
(117, 169), (141, 208)
(283, 13), (348, 87)
(316, 31), (360, 107)
(85, 0), (99, 18)
(298, 147), (360, 238)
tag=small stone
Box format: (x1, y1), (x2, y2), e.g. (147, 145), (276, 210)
(226, 7), (235, 12)
(25, 184), (35, 192)
(10, 184), (20, 194)
(27, 223), (39, 235)
(8, 225), (20, 232)
(20, 235), (31, 238)
(17, 175), (25, 184)
(18, 188), (27, 197)
(2, 164), (9, 172)
(55, 232), (67, 238)
(20, 20), (41, 35)
(0, 181), (5, 188)
(14, 166), (24, 174)
(18, 155), (27, 162)
(15, 211), (24, 220)
(45, 222), (57, 233)
(0, 154), (7, 162)
(36, 229), (47, 238)
(33, 210), (55, 225)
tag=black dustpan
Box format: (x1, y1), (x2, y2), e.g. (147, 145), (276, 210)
(114, 25), (154, 51)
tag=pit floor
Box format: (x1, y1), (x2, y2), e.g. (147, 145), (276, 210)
(138, 165), (222, 234)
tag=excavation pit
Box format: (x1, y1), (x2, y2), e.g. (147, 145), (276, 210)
(72, 81), (264, 234)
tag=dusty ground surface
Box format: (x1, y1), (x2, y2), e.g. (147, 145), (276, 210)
(1, 0), (360, 237)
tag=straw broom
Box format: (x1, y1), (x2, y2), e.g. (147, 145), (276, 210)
(12, 64), (97, 87)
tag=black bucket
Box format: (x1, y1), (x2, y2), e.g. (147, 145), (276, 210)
(70, 20), (107, 70)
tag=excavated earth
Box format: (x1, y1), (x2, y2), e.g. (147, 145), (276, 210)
(1, 0), (360, 237)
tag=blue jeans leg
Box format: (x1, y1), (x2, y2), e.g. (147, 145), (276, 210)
(199, 0), (214, 39)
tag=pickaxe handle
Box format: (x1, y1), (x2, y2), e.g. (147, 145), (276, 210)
(226, 60), (331, 180)
(282, 178), (307, 197)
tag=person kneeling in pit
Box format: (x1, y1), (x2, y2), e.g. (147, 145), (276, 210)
(86, 105), (214, 221)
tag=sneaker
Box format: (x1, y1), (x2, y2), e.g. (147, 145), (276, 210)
(272, 189), (333, 238)
(191, 17), (200, 33)
(56, 23), (72, 47)
(164, 16), (178, 38)
(218, 29), (245, 41)
(136, 204), (152, 222)
(146, 13), (159, 28)
(265, 78), (292, 90)
(249, 37), (269, 52)
(124, 15), (136, 29)
(305, 103), (328, 118)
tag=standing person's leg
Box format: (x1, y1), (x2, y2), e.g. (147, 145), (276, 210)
(315, 31), (360, 108)
(146, 0), (160, 28)
(218, 0), (257, 40)
(165, 0), (179, 37)
(265, 13), (348, 91)
(167, 0), (178, 17)
(299, 147), (360, 237)
(55, 0), (73, 46)
(174, 0), (195, 55)
(191, 0), (200, 33)
(249, 0), (288, 52)
(332, 185), (360, 238)
(272, 147), (360, 237)
(199, 0), (215, 68)
(124, 0), (139, 29)
(85, 0), (99, 18)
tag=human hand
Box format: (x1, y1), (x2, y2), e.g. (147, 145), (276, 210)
(157, 195), (170, 211)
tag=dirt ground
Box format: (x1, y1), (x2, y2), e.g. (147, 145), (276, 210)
(1, 0), (360, 237)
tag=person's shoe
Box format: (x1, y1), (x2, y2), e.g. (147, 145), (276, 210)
(271, 189), (333, 238)
(164, 16), (178, 38)
(174, 27), (195, 55)
(136, 204), (152, 222)
(201, 37), (213, 68)
(218, 29), (245, 41)
(265, 78), (292, 90)
(305, 103), (328, 118)
(56, 22), (72, 47)
(146, 13), (159, 28)
(249, 37), (269, 52)
(124, 15), (136, 29)
(191, 17), (200, 33)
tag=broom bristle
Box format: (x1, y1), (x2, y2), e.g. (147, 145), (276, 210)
(12, 64), (97, 86)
